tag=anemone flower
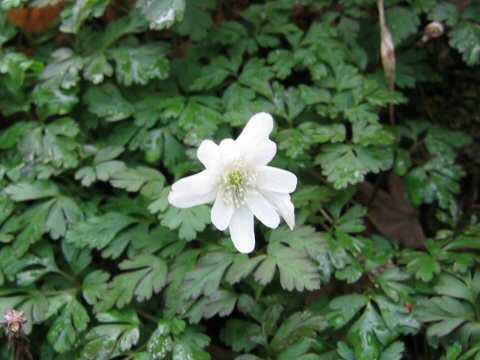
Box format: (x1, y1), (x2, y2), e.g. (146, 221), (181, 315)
(168, 112), (297, 253)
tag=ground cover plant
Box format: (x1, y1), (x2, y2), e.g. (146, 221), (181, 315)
(0, 0), (479, 359)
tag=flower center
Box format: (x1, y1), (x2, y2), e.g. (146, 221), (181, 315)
(221, 162), (256, 208)
(228, 170), (244, 188)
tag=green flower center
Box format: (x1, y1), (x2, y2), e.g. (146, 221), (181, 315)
(221, 162), (257, 208)
(228, 170), (244, 188)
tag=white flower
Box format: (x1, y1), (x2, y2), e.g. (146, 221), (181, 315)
(168, 112), (297, 253)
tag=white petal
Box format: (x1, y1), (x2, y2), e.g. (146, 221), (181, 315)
(168, 188), (216, 208)
(256, 166), (297, 193)
(262, 191), (295, 229)
(236, 112), (274, 150)
(244, 140), (277, 166)
(219, 138), (240, 164)
(197, 140), (220, 169)
(229, 206), (255, 253)
(211, 192), (235, 231)
(171, 170), (217, 195)
(247, 192), (280, 229)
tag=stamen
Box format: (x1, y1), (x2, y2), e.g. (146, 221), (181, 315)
(221, 161), (257, 208)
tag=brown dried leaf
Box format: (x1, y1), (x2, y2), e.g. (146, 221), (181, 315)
(8, 3), (63, 34)
(357, 173), (425, 248)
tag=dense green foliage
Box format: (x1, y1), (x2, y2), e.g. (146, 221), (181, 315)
(0, 0), (479, 359)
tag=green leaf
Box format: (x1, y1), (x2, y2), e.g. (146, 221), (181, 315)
(97, 255), (168, 310)
(160, 205), (210, 241)
(1, 0), (26, 10)
(83, 53), (114, 84)
(239, 58), (274, 99)
(385, 7), (420, 44)
(101, 223), (155, 259)
(441, 343), (463, 360)
(225, 254), (266, 285)
(110, 43), (170, 86)
(220, 319), (260, 352)
(404, 156), (465, 209)
(344, 103), (379, 123)
(60, 0), (109, 34)
(277, 338), (316, 360)
(210, 20), (248, 45)
(347, 303), (386, 360)
(424, 125), (471, 157)
(416, 296), (478, 341)
(84, 83), (134, 121)
(402, 251), (440, 282)
(5, 181), (59, 201)
(173, 0), (214, 41)
(434, 273), (477, 305)
(372, 295), (420, 335)
(202, 289), (238, 319)
(449, 23), (480, 67)
(235, 356), (262, 360)
(46, 195), (84, 240)
(109, 166), (165, 196)
(75, 146), (126, 186)
(2, 191), (82, 249)
(425, 160), (465, 206)
(191, 56), (235, 91)
(430, 2), (460, 26)
(38, 48), (83, 90)
(327, 294), (368, 329)
(335, 259), (364, 284)
(97, 11), (148, 49)
(0, 121), (36, 149)
(173, 328), (211, 360)
(0, 11), (16, 47)
(136, 0), (185, 30)
(5, 242), (56, 285)
(178, 98), (222, 146)
(47, 297), (89, 353)
(17, 118), (81, 170)
(415, 295), (475, 342)
(66, 212), (137, 250)
(132, 95), (165, 127)
(298, 85), (331, 105)
(147, 320), (175, 358)
(181, 252), (234, 300)
(147, 320), (211, 359)
(20, 293), (49, 334)
(0, 52), (40, 98)
(1, 202), (53, 255)
(430, 318), (469, 338)
(119, 254), (168, 301)
(352, 122), (394, 146)
(334, 206), (367, 235)
(33, 50), (81, 116)
(255, 242), (321, 291)
(32, 87), (79, 118)
(82, 310), (140, 359)
(270, 311), (327, 351)
(278, 123), (345, 159)
(316, 144), (393, 189)
(376, 268), (413, 302)
(276, 85), (305, 121)
(379, 341), (405, 360)
(367, 89), (406, 108)
(337, 341), (356, 360)
(83, 270), (110, 305)
(268, 226), (327, 259)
